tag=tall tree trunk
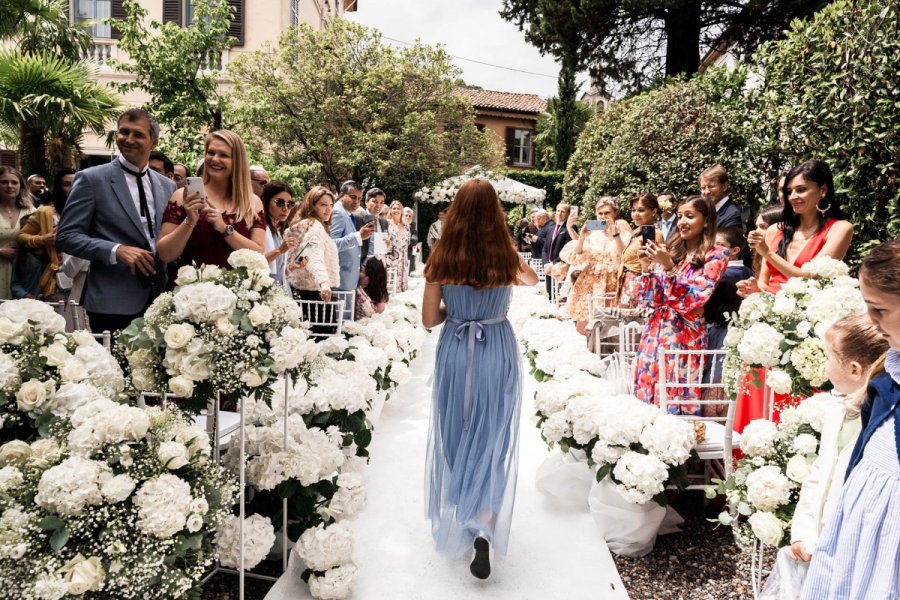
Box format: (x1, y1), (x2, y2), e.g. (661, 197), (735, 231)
(554, 53), (579, 171)
(664, 2), (702, 77)
(19, 121), (47, 178)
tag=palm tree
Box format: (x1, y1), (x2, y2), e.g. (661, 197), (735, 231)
(0, 50), (120, 175)
(1, 0), (92, 60)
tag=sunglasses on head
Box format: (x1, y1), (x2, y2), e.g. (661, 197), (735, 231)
(253, 178), (269, 186)
(274, 199), (295, 208)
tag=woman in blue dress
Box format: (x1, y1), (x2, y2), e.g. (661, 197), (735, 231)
(802, 237), (900, 600)
(422, 179), (538, 580)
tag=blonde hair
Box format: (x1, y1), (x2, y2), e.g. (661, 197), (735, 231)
(203, 130), (256, 227)
(826, 315), (889, 418)
(594, 197), (619, 217)
(388, 200), (404, 226)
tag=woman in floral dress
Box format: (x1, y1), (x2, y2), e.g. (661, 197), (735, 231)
(387, 200), (410, 292)
(632, 195), (729, 414)
(565, 198), (631, 334)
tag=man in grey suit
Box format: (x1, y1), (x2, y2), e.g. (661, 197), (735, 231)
(330, 180), (374, 291)
(57, 109), (176, 333)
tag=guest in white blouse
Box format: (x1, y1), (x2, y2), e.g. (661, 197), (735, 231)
(285, 186), (340, 302)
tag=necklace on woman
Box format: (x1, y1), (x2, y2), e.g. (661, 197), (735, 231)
(0, 203), (19, 225)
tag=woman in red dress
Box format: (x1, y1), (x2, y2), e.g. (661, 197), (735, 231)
(157, 130), (266, 282)
(732, 159), (854, 431)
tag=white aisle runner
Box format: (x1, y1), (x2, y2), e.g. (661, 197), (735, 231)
(351, 328), (628, 600)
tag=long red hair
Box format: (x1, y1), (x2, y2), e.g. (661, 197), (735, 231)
(424, 179), (519, 289)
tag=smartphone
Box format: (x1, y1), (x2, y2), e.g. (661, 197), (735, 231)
(185, 177), (206, 202)
(641, 224), (656, 245)
(570, 206), (579, 218)
(585, 220), (607, 231)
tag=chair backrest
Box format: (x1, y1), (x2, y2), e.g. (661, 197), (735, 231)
(20, 299), (88, 333)
(518, 251), (532, 262)
(528, 258), (545, 282)
(93, 330), (112, 349)
(549, 277), (565, 305)
(295, 297), (345, 337)
(657, 347), (734, 466)
(330, 289), (355, 323)
(587, 292), (619, 320)
(385, 267), (398, 295)
(589, 315), (645, 375)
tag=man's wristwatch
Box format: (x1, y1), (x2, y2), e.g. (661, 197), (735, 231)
(222, 224), (235, 238)
(612, 232), (620, 238)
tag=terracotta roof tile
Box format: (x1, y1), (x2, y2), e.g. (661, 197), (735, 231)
(455, 88), (547, 115)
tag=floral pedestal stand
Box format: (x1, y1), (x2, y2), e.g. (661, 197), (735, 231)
(199, 377), (293, 600)
(750, 537), (774, 599)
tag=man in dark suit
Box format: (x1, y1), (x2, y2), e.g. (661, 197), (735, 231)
(700, 164), (742, 230)
(57, 109), (176, 333)
(360, 187), (390, 267)
(542, 203), (573, 295)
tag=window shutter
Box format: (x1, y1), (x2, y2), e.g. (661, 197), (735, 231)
(110, 0), (126, 39)
(504, 127), (515, 166)
(227, 0), (244, 46)
(163, 0), (182, 25)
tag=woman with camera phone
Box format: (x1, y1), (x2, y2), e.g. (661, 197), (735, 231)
(616, 194), (664, 307)
(564, 197), (631, 334)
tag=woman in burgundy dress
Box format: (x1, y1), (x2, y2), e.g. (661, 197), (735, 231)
(157, 130), (265, 282)
(732, 159), (854, 431)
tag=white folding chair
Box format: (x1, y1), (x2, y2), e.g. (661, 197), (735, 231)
(330, 289), (355, 323)
(657, 347), (738, 489)
(385, 267), (398, 295)
(518, 251), (532, 262)
(295, 297), (345, 337)
(549, 277), (566, 305)
(93, 330), (112, 349)
(529, 258), (545, 283)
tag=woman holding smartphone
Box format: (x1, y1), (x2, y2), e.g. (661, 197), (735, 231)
(157, 130), (265, 283)
(616, 193), (664, 307)
(564, 197), (631, 334)
(632, 195), (728, 414)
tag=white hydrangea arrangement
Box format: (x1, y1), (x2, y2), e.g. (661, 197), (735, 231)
(0, 403), (235, 599)
(0, 300), (124, 440)
(722, 257), (865, 402)
(119, 250), (318, 414)
(706, 392), (843, 547)
(516, 285), (697, 506)
(211, 284), (425, 600)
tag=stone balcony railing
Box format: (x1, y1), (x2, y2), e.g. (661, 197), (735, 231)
(80, 39), (229, 74)
(80, 39), (118, 67)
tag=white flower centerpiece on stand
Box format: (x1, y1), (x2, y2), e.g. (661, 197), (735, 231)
(722, 257), (865, 405)
(119, 250), (317, 414)
(0, 300), (124, 441)
(705, 393), (841, 548)
(0, 397), (236, 599)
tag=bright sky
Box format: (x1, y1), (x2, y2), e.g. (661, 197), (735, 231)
(345, 0), (590, 100)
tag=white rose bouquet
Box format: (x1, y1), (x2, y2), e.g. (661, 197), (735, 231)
(706, 392), (842, 547)
(0, 403), (235, 599)
(0, 300), (125, 440)
(119, 251), (315, 414)
(723, 257), (865, 402)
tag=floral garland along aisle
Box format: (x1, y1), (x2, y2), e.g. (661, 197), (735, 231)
(508, 286), (698, 557)
(0, 252), (428, 600)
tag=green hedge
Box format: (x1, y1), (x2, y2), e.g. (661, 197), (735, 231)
(504, 169), (566, 208)
(747, 0), (900, 264)
(564, 68), (765, 217)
